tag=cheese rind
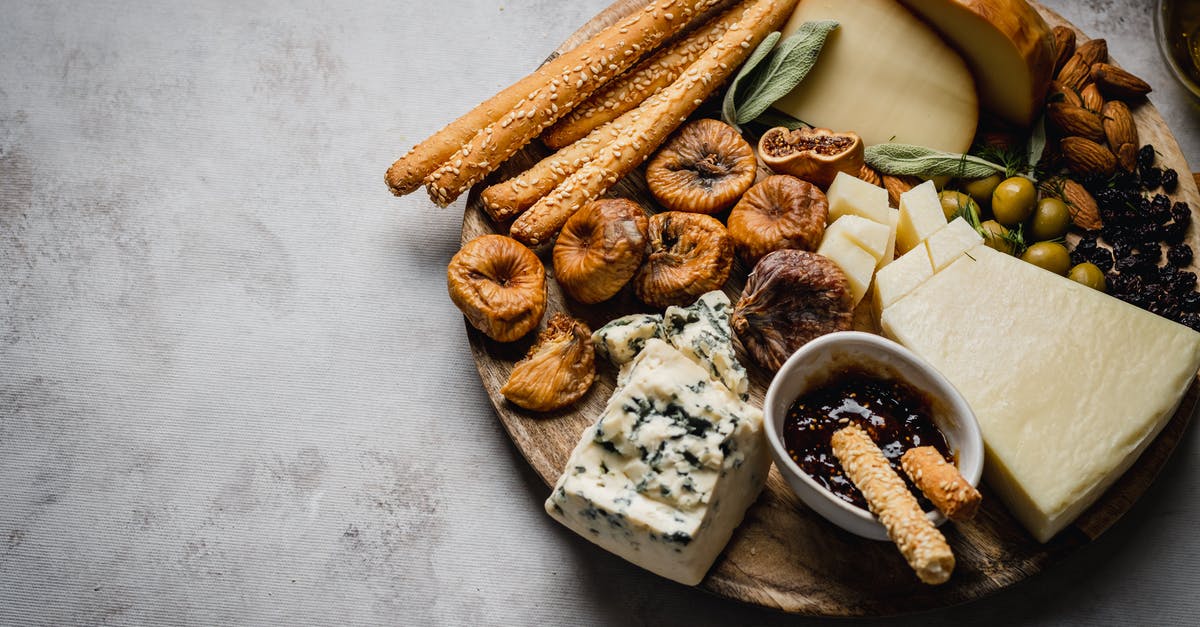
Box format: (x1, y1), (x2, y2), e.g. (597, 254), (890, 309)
(881, 246), (1200, 542)
(825, 214), (892, 263)
(774, 0), (978, 153)
(896, 180), (947, 254)
(817, 230), (877, 306)
(924, 217), (984, 271)
(826, 171), (890, 225)
(545, 339), (770, 585)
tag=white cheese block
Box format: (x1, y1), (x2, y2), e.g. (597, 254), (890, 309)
(878, 208), (901, 269)
(872, 243), (935, 313)
(826, 171), (890, 225)
(663, 291), (748, 400)
(896, 180), (948, 254)
(881, 245), (1200, 542)
(824, 214), (892, 263)
(817, 230), (877, 306)
(924, 217), (984, 272)
(773, 0), (978, 153)
(545, 339), (770, 585)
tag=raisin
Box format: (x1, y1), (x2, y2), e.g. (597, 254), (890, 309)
(1183, 292), (1200, 313)
(1162, 169), (1179, 193)
(1169, 244), (1194, 267)
(1137, 144), (1156, 171)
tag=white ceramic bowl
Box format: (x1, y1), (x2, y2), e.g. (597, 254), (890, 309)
(763, 331), (984, 541)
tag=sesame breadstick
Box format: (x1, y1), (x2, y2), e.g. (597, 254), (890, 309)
(901, 446), (982, 522)
(509, 0), (797, 247)
(423, 0), (724, 207)
(831, 424), (955, 585)
(541, 4), (743, 150)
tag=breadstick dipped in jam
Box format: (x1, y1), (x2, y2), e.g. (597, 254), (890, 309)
(509, 0), (798, 247)
(901, 446), (982, 522)
(831, 424), (955, 585)
(542, 4), (743, 150)
(423, 0), (726, 207)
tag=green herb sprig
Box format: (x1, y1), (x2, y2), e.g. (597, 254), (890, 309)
(864, 143), (1007, 179)
(721, 21), (838, 128)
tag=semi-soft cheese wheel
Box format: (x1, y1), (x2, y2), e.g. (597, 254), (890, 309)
(772, 0), (978, 153)
(898, 0), (1055, 127)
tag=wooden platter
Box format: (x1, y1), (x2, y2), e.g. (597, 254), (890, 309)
(459, 0), (1200, 616)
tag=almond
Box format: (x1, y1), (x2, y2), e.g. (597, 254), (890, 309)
(857, 164), (882, 187)
(1053, 26), (1077, 74)
(1060, 136), (1116, 175)
(1047, 103), (1105, 142)
(1049, 80), (1084, 108)
(1042, 177), (1102, 231)
(1117, 142), (1138, 172)
(1076, 38), (1108, 67)
(1091, 63), (1152, 99)
(1080, 83), (1105, 112)
(882, 175), (921, 209)
(1101, 100), (1138, 149)
(1056, 53), (1092, 92)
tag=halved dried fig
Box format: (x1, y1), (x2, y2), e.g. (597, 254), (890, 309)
(447, 234), (546, 343)
(727, 175), (828, 264)
(731, 249), (853, 372)
(553, 198), (648, 304)
(645, 119), (757, 214)
(500, 312), (595, 412)
(635, 211), (733, 308)
(759, 127), (864, 189)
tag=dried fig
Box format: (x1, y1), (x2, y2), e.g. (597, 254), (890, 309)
(553, 198), (648, 304)
(645, 119), (757, 214)
(447, 234), (546, 343)
(759, 127), (864, 189)
(730, 249), (854, 372)
(727, 175), (828, 264)
(500, 313), (594, 412)
(635, 211), (734, 308)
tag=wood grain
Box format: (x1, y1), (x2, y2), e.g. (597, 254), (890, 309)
(458, 0), (1200, 616)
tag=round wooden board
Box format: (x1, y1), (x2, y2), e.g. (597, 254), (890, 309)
(459, 1), (1200, 616)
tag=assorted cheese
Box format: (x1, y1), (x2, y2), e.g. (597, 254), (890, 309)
(925, 218), (984, 272)
(896, 181), (948, 254)
(663, 292), (749, 400)
(817, 229), (879, 306)
(824, 215), (892, 263)
(882, 245), (1200, 542)
(826, 172), (890, 225)
(873, 244), (935, 313)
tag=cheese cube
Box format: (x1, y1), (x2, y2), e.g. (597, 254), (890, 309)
(545, 339), (770, 585)
(896, 180), (947, 254)
(824, 215), (892, 263)
(878, 208), (900, 269)
(826, 171), (890, 225)
(924, 217), (984, 271)
(817, 229), (877, 306)
(881, 246), (1200, 542)
(872, 243), (935, 313)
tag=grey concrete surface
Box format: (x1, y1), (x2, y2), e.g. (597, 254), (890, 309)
(1, 0), (1197, 624)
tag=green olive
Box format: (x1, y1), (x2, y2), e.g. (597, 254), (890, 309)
(1028, 197), (1072, 241)
(1068, 262), (1107, 292)
(938, 190), (979, 222)
(963, 174), (1003, 211)
(991, 177), (1037, 227)
(980, 220), (1013, 254)
(1021, 241), (1072, 275)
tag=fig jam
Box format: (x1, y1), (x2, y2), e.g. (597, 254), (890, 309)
(783, 368), (952, 510)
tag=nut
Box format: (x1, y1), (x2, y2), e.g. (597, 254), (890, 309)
(1046, 102), (1105, 142)
(1056, 53), (1092, 92)
(857, 164), (882, 187)
(730, 249), (854, 372)
(759, 127), (865, 189)
(1048, 80), (1083, 108)
(1091, 63), (1152, 99)
(553, 198), (648, 304)
(448, 234), (547, 342)
(1117, 142), (1138, 172)
(499, 313), (595, 412)
(727, 175), (828, 264)
(1042, 177), (1101, 230)
(1075, 38), (1108, 67)
(883, 174), (921, 209)
(1060, 136), (1116, 175)
(1101, 100), (1138, 150)
(646, 119), (757, 214)
(1052, 26), (1076, 74)
(1079, 83), (1105, 112)
(635, 212), (734, 308)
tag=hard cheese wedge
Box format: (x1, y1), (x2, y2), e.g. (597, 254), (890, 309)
(896, 180), (947, 254)
(881, 245), (1200, 542)
(873, 243), (935, 313)
(925, 217), (984, 271)
(774, 0), (978, 152)
(817, 229), (878, 306)
(824, 214), (892, 263)
(826, 171), (890, 225)
(879, 208), (901, 269)
(546, 339), (770, 585)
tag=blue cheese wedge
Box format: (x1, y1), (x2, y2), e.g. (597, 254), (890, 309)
(592, 313), (665, 366)
(663, 291), (749, 400)
(545, 339), (770, 585)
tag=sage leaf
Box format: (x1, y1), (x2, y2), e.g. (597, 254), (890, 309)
(721, 31), (780, 129)
(734, 20), (838, 124)
(1027, 114), (1047, 170)
(750, 109), (809, 131)
(865, 143), (1007, 179)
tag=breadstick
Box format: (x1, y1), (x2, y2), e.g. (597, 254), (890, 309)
(831, 425), (955, 585)
(423, 0), (724, 207)
(509, 0), (797, 247)
(542, 4), (743, 150)
(901, 446), (982, 522)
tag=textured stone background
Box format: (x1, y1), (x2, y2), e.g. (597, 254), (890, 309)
(1, 0), (1197, 624)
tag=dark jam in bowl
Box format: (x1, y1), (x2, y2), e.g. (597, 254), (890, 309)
(782, 368), (952, 510)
